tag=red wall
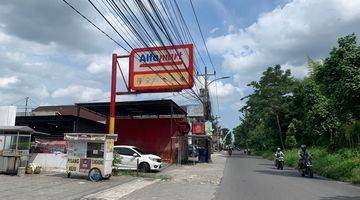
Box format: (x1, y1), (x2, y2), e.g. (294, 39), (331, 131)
(113, 118), (184, 163)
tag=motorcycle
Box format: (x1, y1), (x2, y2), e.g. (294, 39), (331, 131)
(275, 156), (284, 170)
(298, 157), (313, 178)
(228, 148), (232, 156)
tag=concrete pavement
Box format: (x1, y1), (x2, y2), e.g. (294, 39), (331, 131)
(0, 172), (136, 200)
(215, 151), (360, 200)
(120, 153), (227, 200)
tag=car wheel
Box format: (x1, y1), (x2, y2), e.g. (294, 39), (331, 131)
(88, 168), (102, 182)
(139, 162), (150, 173)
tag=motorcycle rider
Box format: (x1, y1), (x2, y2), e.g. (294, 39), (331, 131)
(274, 148), (284, 166)
(298, 144), (310, 169)
(275, 148), (284, 158)
(228, 145), (232, 156)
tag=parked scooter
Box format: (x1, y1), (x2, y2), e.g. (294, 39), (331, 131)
(298, 157), (313, 178)
(275, 155), (284, 170)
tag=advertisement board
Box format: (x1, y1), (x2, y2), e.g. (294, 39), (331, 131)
(129, 44), (194, 92)
(34, 139), (67, 153)
(192, 122), (205, 135)
(205, 121), (213, 136)
(0, 106), (16, 126)
(0, 136), (4, 154)
(186, 104), (204, 117)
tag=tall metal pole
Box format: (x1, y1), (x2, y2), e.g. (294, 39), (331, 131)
(109, 54), (117, 135)
(24, 97), (29, 116)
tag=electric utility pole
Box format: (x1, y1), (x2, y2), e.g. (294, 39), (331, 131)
(198, 66), (215, 121)
(25, 97), (29, 116)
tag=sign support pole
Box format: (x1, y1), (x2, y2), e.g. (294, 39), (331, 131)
(109, 53), (117, 135)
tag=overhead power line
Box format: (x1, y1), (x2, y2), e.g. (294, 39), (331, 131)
(188, 0), (216, 72)
(62, 0), (207, 103)
(62, 0), (128, 51)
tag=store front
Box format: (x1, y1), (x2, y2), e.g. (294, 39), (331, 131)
(77, 100), (188, 164)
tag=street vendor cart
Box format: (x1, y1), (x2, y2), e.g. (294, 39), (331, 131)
(0, 126), (33, 174)
(64, 133), (117, 182)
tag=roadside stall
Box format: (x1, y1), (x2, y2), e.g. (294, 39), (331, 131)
(64, 133), (117, 181)
(0, 126), (33, 174)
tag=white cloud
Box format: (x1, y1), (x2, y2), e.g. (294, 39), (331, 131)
(207, 0), (360, 83)
(209, 81), (243, 98)
(210, 27), (219, 34)
(0, 76), (19, 88)
(52, 85), (107, 102)
(227, 25), (236, 33)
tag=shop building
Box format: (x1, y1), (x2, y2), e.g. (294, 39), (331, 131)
(77, 100), (188, 164)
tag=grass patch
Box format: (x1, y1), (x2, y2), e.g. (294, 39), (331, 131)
(112, 169), (172, 181)
(258, 147), (360, 184)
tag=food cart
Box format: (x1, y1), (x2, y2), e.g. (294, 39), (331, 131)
(0, 126), (33, 174)
(64, 133), (117, 181)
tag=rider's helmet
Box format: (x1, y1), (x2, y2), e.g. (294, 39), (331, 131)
(301, 144), (307, 151)
(277, 148), (281, 152)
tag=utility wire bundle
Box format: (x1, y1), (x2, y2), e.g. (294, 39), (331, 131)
(63, 0), (218, 105)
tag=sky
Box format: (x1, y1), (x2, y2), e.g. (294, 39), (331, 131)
(0, 0), (360, 129)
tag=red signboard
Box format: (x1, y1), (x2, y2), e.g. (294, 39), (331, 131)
(178, 121), (191, 134)
(192, 122), (205, 135)
(129, 44), (194, 92)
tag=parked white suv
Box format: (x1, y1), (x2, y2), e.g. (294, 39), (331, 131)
(113, 145), (162, 172)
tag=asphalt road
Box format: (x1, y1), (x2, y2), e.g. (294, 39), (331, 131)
(215, 151), (360, 200)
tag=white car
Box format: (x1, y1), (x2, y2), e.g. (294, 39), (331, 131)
(113, 145), (162, 172)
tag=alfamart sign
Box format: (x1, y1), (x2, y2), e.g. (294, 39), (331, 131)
(129, 44), (194, 92)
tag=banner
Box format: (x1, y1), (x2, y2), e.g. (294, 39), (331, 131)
(192, 122), (205, 135)
(186, 104), (204, 117)
(205, 121), (213, 136)
(34, 139), (67, 153)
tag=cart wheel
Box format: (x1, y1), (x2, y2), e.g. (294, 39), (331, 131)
(103, 174), (111, 180)
(67, 172), (71, 178)
(88, 168), (102, 182)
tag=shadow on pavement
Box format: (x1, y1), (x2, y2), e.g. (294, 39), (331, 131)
(258, 163), (275, 167)
(220, 152), (265, 160)
(46, 172), (95, 181)
(255, 169), (325, 180)
(320, 196), (360, 200)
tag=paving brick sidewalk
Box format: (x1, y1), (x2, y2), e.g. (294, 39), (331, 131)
(120, 152), (227, 200)
(0, 172), (136, 200)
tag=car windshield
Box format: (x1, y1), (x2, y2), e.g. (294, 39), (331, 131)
(133, 147), (145, 155)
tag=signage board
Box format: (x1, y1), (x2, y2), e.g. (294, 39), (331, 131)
(0, 106), (16, 126)
(186, 104), (204, 117)
(205, 121), (213, 136)
(178, 121), (190, 134)
(0, 136), (4, 154)
(192, 122), (205, 135)
(129, 44), (194, 92)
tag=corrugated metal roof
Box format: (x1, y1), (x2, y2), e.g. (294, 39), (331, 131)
(0, 126), (34, 133)
(76, 100), (187, 117)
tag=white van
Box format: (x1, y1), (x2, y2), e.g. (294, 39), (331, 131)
(113, 145), (162, 172)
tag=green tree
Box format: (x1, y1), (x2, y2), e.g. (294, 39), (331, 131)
(315, 33), (360, 121)
(285, 122), (297, 148)
(241, 65), (296, 149)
